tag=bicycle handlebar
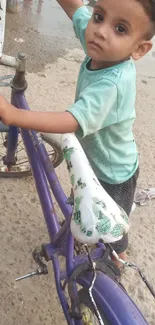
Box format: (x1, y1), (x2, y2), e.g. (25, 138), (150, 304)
(0, 54), (16, 68)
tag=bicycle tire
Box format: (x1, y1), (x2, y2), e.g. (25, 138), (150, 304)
(41, 133), (64, 168)
(76, 270), (148, 325)
(0, 132), (63, 178)
(78, 288), (111, 325)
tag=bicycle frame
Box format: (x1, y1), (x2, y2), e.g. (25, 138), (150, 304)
(2, 54), (149, 325)
(6, 91), (107, 325)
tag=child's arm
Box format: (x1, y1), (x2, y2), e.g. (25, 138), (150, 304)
(0, 96), (79, 133)
(57, 0), (84, 19)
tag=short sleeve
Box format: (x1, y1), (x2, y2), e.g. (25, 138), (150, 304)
(72, 6), (92, 53)
(67, 79), (118, 138)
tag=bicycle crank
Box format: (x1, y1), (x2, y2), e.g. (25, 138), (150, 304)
(16, 265), (48, 281)
(15, 246), (48, 281)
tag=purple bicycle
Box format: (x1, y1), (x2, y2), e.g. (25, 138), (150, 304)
(0, 52), (154, 325)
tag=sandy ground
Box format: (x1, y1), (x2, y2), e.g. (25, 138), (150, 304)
(0, 2), (155, 325)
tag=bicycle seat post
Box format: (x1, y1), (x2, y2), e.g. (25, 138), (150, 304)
(11, 52), (28, 92)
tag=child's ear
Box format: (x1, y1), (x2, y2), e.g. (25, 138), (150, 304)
(132, 40), (153, 60)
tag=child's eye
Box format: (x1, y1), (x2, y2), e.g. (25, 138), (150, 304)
(115, 25), (126, 34)
(93, 13), (104, 23)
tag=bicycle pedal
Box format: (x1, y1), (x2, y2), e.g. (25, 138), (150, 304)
(16, 265), (48, 282)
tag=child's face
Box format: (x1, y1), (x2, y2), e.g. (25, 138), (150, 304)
(85, 0), (153, 66)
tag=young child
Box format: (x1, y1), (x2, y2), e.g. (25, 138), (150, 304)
(0, 0), (154, 267)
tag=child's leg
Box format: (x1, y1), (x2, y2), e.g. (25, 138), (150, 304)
(110, 234), (128, 269)
(99, 167), (139, 269)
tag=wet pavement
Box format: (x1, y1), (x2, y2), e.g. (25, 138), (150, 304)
(4, 0), (82, 72)
(4, 0), (155, 73)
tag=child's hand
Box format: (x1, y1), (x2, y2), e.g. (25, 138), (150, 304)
(0, 95), (17, 125)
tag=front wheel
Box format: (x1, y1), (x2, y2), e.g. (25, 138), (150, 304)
(41, 133), (63, 169)
(0, 129), (63, 178)
(78, 288), (111, 325)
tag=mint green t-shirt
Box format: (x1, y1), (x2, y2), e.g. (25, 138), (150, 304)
(67, 6), (139, 184)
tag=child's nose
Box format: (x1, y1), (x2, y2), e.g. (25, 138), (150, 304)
(95, 24), (108, 40)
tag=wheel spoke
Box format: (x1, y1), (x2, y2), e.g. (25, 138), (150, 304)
(15, 160), (29, 166)
(16, 147), (26, 154)
(0, 131), (61, 177)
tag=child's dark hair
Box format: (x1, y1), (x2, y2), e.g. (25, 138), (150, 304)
(136, 0), (155, 38)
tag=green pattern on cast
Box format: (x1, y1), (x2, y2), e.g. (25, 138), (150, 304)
(111, 224), (125, 237)
(73, 196), (83, 226)
(63, 146), (74, 171)
(96, 214), (111, 234)
(80, 224), (86, 234)
(93, 197), (106, 209)
(75, 177), (86, 190)
(75, 196), (83, 210)
(63, 146), (74, 161)
(92, 203), (107, 221)
(86, 230), (93, 237)
(74, 211), (81, 225)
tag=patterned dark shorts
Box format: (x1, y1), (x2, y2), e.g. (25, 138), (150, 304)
(99, 167), (139, 254)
